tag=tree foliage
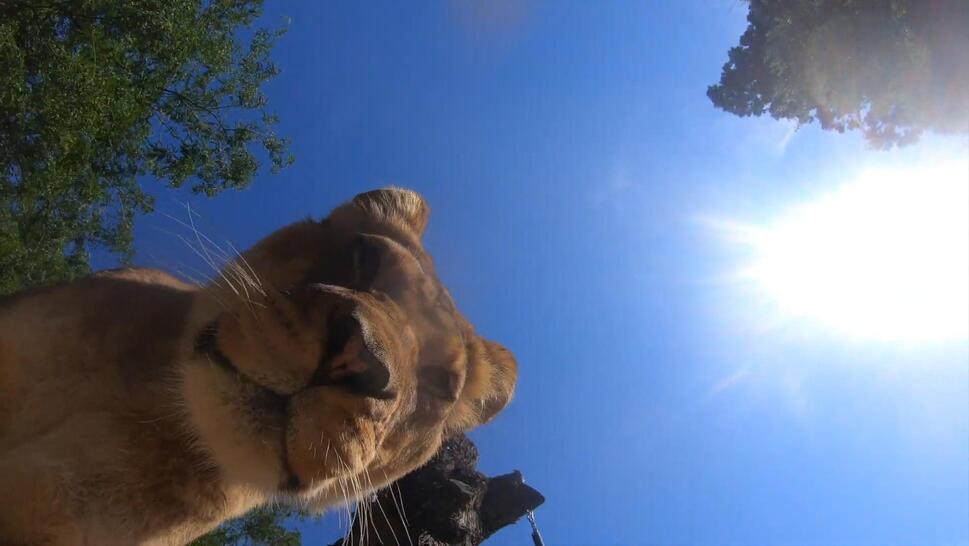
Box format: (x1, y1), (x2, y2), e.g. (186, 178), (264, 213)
(189, 506), (302, 546)
(0, 0), (292, 294)
(708, 0), (969, 148)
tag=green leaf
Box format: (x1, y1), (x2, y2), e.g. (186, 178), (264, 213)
(0, 0), (292, 294)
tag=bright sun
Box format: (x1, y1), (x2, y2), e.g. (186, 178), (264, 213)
(731, 158), (969, 342)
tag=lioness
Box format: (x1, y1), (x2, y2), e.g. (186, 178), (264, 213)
(0, 188), (517, 546)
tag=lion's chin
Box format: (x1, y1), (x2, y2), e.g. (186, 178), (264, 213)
(282, 477), (383, 515)
(284, 399), (381, 487)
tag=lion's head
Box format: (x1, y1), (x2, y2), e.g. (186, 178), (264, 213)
(181, 188), (516, 508)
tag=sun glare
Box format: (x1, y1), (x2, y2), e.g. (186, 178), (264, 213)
(731, 158), (969, 342)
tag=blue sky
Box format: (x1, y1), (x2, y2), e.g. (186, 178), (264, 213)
(108, 2), (969, 544)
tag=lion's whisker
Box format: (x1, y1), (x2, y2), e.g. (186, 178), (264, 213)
(164, 206), (267, 315)
(161, 211), (234, 264)
(366, 468), (401, 546)
(386, 474), (413, 546)
(334, 454), (354, 544)
(173, 233), (240, 296)
(226, 240), (265, 293)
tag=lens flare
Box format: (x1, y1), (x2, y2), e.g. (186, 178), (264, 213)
(729, 159), (968, 342)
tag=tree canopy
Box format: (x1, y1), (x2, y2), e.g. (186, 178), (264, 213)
(188, 506), (302, 546)
(0, 0), (292, 294)
(708, 0), (969, 148)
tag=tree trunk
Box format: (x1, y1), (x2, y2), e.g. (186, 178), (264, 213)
(329, 434), (545, 546)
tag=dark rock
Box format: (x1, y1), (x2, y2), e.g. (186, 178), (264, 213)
(329, 434), (545, 546)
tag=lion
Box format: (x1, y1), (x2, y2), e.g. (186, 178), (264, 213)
(0, 188), (517, 546)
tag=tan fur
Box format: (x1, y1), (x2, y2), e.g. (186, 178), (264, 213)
(0, 188), (517, 545)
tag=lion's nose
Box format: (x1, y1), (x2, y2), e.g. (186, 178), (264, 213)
(310, 311), (395, 400)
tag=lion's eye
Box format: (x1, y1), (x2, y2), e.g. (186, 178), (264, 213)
(418, 366), (460, 402)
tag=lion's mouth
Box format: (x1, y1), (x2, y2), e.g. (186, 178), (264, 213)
(193, 322), (305, 491)
(194, 322), (246, 380)
(192, 308), (397, 494)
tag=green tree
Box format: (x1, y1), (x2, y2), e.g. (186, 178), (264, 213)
(0, 0), (293, 294)
(189, 506), (302, 546)
(708, 0), (969, 148)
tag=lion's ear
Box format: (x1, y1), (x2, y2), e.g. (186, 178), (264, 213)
(350, 187), (430, 239)
(449, 337), (517, 432)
